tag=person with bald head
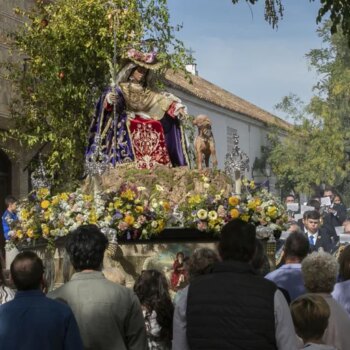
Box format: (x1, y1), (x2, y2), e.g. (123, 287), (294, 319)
(0, 251), (83, 350)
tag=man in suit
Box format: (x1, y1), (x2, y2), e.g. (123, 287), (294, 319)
(323, 188), (347, 228)
(303, 210), (336, 253)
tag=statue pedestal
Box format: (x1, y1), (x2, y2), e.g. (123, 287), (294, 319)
(17, 229), (219, 290)
(17, 229), (276, 290)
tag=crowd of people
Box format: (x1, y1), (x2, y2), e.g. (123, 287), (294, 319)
(1, 185), (350, 349)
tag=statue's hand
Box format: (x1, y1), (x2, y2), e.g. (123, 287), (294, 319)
(106, 92), (118, 105)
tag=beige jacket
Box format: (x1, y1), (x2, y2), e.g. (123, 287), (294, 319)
(48, 271), (147, 350)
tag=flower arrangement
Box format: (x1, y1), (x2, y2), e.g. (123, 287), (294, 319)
(104, 184), (171, 240)
(7, 177), (287, 246)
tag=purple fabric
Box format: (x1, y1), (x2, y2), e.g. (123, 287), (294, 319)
(160, 114), (187, 167)
(86, 86), (134, 166)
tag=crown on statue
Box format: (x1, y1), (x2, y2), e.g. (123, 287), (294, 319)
(127, 48), (162, 70)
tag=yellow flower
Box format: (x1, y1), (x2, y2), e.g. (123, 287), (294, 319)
(267, 206), (278, 218)
(230, 209), (240, 219)
(188, 195), (201, 205)
(41, 200), (50, 209)
(120, 189), (136, 201)
(247, 200), (256, 210)
(16, 230), (23, 239)
(83, 194), (93, 202)
(158, 220), (165, 231)
(197, 209), (208, 220)
(250, 180), (256, 189)
(20, 209), (29, 221)
(26, 228), (34, 238)
(124, 215), (135, 226)
(241, 214), (250, 222)
(37, 188), (49, 199)
(41, 224), (50, 236)
(255, 198), (262, 206)
(60, 193), (69, 201)
(114, 199), (123, 209)
(44, 210), (51, 220)
(51, 197), (60, 205)
(135, 206), (144, 213)
(228, 196), (240, 206)
(89, 210), (97, 224)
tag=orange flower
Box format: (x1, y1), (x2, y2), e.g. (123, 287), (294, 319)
(230, 209), (240, 219)
(124, 215), (135, 226)
(228, 196), (240, 206)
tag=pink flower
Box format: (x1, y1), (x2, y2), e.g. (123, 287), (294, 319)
(118, 221), (129, 231)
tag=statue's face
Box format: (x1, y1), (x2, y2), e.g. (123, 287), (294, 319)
(131, 66), (147, 82)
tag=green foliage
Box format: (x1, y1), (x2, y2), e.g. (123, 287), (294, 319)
(231, 0), (350, 45)
(1, 0), (191, 189)
(268, 26), (350, 198)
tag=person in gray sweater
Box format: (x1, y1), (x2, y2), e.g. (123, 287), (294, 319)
(49, 224), (148, 350)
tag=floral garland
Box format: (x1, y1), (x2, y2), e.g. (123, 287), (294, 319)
(7, 179), (288, 245)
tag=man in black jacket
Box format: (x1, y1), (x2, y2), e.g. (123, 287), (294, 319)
(186, 219), (298, 350)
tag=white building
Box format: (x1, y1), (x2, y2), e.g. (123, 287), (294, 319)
(165, 70), (289, 183)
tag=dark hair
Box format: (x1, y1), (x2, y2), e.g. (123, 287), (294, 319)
(10, 251), (44, 291)
(284, 232), (309, 260)
(303, 210), (320, 221)
(291, 294), (330, 341)
(285, 194), (295, 200)
(339, 245), (350, 281)
(324, 187), (334, 195)
(134, 269), (174, 345)
(307, 199), (320, 211)
(219, 219), (256, 262)
(65, 224), (108, 271)
(5, 195), (17, 207)
(251, 239), (265, 270)
(188, 248), (219, 280)
(176, 252), (184, 259)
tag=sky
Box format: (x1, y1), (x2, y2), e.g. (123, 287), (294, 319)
(167, 0), (324, 119)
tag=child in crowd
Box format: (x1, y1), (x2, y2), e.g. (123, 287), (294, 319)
(1, 196), (18, 241)
(290, 294), (336, 350)
(134, 269), (174, 350)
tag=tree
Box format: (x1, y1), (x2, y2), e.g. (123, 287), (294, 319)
(1, 0), (190, 189)
(231, 0), (350, 45)
(268, 24), (350, 199)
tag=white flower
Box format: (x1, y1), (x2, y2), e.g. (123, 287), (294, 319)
(197, 209), (208, 220)
(155, 184), (164, 192)
(151, 221), (158, 228)
(208, 211), (218, 220)
(215, 194), (221, 201)
(203, 183), (210, 189)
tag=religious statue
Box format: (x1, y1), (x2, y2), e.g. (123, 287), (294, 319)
(85, 49), (190, 171)
(193, 114), (218, 170)
(170, 252), (187, 291)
